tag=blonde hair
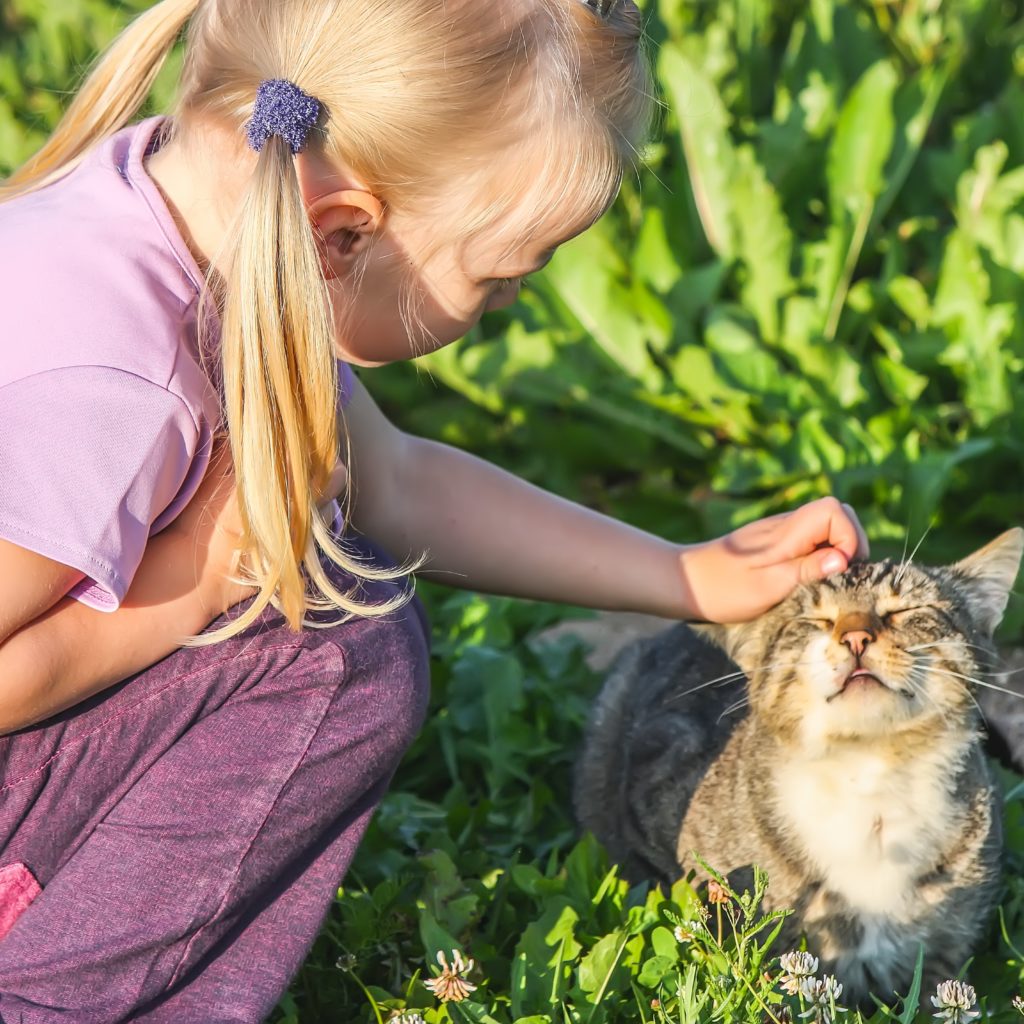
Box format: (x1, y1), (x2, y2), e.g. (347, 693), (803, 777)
(2, 0), (651, 638)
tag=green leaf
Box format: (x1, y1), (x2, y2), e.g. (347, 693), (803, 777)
(658, 42), (737, 259)
(887, 275), (932, 329)
(634, 205), (683, 293)
(827, 59), (899, 218)
(897, 944), (925, 1024)
(542, 224), (663, 387)
(650, 925), (681, 962)
(637, 954), (677, 989)
(816, 60), (900, 338)
(730, 144), (794, 342)
(577, 930), (628, 997)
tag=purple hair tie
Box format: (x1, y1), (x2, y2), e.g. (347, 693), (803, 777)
(246, 79), (323, 155)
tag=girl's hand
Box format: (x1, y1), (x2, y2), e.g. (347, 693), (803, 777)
(681, 497), (869, 623)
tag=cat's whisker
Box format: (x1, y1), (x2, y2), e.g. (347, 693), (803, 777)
(667, 659), (812, 704)
(905, 663), (954, 724)
(964, 689), (988, 724)
(908, 643), (1023, 682)
(893, 522), (934, 586)
(925, 665), (1024, 701)
(717, 697), (750, 722)
(667, 668), (750, 701)
(906, 640), (996, 657)
(897, 525), (911, 577)
(918, 661), (983, 724)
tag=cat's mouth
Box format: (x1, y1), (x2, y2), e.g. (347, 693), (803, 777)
(827, 668), (915, 702)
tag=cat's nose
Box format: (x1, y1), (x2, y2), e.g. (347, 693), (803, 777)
(834, 611), (879, 657)
(840, 628), (874, 657)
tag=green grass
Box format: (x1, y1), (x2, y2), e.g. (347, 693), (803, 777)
(2, 0), (1024, 1019)
(274, 589), (1024, 1023)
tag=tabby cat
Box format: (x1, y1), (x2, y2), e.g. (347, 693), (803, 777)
(575, 529), (1023, 1001)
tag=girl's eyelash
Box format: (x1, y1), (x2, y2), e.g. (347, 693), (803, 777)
(492, 275), (528, 290)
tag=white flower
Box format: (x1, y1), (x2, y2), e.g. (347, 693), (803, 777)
(931, 980), (980, 1024)
(423, 949), (478, 1003)
(673, 919), (705, 942)
(778, 951), (820, 995)
(388, 1014), (426, 1024)
(799, 975), (845, 1024)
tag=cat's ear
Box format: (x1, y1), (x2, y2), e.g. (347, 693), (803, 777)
(952, 527), (1024, 635)
(692, 621), (759, 672)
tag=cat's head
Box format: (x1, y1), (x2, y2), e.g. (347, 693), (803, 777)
(704, 528), (1023, 744)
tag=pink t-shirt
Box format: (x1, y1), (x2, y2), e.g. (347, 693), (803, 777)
(0, 116), (353, 611)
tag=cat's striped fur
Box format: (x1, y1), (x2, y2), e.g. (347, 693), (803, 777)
(575, 530), (1024, 1001)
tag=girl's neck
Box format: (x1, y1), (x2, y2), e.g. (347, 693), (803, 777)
(145, 122), (248, 277)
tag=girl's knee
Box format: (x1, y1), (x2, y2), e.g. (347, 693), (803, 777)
(321, 598), (431, 762)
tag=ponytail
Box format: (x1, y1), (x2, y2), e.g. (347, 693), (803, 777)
(1, 0), (199, 200)
(201, 132), (413, 641)
(2, 0), (647, 638)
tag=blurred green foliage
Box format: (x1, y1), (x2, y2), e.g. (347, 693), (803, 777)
(3, 0), (1020, 603)
(4, 0), (1024, 1020)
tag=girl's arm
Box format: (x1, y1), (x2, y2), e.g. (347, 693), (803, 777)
(0, 541), (85, 649)
(0, 449), (252, 733)
(342, 379), (867, 623)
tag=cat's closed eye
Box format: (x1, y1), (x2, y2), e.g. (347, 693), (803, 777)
(880, 605), (933, 625)
(797, 617), (834, 630)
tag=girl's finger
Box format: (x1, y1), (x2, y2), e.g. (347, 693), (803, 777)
(841, 501), (870, 561)
(778, 497), (859, 562)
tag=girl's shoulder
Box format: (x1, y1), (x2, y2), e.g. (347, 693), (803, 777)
(0, 117), (216, 430)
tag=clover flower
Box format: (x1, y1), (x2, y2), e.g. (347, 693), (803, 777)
(798, 975), (845, 1024)
(673, 919), (705, 942)
(777, 951), (819, 995)
(931, 980), (979, 1024)
(707, 879), (731, 904)
(423, 949), (478, 1003)
(1013, 994), (1024, 1015)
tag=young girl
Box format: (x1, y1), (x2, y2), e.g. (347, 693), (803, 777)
(0, 0), (868, 1017)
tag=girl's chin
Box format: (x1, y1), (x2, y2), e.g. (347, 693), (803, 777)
(334, 337), (455, 366)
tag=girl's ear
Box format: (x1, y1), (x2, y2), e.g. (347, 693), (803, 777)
(306, 191), (385, 279)
(952, 527), (1024, 635)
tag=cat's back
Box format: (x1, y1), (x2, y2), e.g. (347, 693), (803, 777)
(574, 623), (744, 884)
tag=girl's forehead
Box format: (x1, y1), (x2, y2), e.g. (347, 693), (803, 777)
(456, 192), (607, 271)
(431, 140), (619, 266)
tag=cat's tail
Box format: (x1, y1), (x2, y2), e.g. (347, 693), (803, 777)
(573, 623), (742, 887)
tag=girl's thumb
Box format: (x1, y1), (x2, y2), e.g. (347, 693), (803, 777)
(818, 549), (847, 577)
(798, 548), (847, 584)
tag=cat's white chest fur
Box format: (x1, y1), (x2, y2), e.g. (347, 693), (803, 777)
(773, 739), (968, 917)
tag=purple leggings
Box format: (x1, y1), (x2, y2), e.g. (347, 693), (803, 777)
(0, 537), (430, 1022)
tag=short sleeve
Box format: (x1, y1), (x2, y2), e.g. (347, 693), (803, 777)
(0, 367), (200, 611)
